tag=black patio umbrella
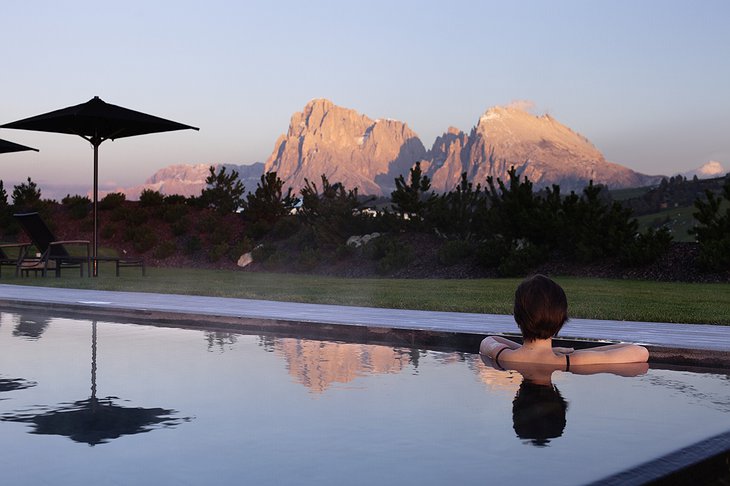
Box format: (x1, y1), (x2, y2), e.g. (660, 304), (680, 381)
(0, 96), (199, 275)
(0, 138), (38, 154)
(0, 321), (189, 445)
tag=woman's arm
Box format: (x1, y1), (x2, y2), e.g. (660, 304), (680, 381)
(571, 343), (649, 364)
(479, 336), (521, 357)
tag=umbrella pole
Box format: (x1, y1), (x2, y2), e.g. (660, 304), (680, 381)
(93, 142), (99, 277)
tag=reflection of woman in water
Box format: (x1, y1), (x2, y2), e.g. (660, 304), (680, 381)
(480, 275), (649, 367)
(482, 354), (649, 447)
(512, 375), (567, 447)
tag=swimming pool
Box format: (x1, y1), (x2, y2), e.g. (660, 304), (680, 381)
(0, 309), (728, 485)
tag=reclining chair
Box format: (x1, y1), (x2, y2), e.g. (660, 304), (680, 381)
(13, 212), (91, 277)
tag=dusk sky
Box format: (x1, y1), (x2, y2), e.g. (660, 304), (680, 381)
(2, 0), (729, 198)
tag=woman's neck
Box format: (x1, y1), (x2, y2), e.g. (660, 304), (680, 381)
(521, 338), (553, 351)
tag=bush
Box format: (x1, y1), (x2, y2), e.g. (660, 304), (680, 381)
(496, 243), (546, 277)
(139, 189), (165, 208)
(252, 244), (276, 262)
(62, 194), (91, 220)
(164, 194), (187, 205)
(183, 236), (202, 255)
(100, 224), (116, 239)
(153, 241), (177, 259)
(123, 228), (157, 253)
(208, 243), (229, 262)
(162, 203), (188, 224)
(297, 247), (321, 271)
(364, 236), (414, 275)
(619, 228), (673, 267)
(437, 239), (474, 266)
(99, 192), (126, 210)
(171, 217), (190, 236)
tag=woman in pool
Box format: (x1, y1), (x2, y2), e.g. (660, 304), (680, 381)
(480, 274), (649, 368)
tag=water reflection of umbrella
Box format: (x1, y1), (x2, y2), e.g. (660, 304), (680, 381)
(0, 138), (39, 154)
(1, 321), (188, 445)
(1, 97), (198, 275)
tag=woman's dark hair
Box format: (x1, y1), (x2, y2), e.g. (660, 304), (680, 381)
(513, 274), (568, 341)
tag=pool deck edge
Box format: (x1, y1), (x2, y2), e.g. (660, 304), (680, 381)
(1, 284), (729, 368)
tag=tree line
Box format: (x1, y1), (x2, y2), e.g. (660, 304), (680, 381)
(1, 165), (728, 275)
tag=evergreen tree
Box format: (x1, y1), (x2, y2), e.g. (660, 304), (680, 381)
(200, 165), (245, 214)
(690, 178), (730, 271)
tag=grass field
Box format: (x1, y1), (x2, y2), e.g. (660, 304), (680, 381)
(1, 266), (728, 325)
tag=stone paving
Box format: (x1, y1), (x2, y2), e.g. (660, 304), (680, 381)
(1, 284), (728, 366)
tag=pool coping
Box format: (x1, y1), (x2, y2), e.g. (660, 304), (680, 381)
(1, 283), (729, 368)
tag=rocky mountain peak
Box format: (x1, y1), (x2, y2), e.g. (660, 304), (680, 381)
(265, 100), (426, 196)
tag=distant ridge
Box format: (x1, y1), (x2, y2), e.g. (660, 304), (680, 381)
(106, 162), (264, 200)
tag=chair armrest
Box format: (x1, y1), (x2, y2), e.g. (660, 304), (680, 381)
(49, 240), (91, 259)
(50, 240), (90, 245)
(0, 242), (31, 250)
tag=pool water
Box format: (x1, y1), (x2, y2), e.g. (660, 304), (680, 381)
(0, 310), (728, 485)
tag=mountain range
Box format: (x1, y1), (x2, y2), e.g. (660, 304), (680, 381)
(111, 99), (689, 199)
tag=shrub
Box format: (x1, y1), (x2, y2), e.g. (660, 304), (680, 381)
(496, 243), (546, 277)
(364, 236), (414, 275)
(252, 244), (276, 262)
(122, 226), (156, 252)
(99, 192), (126, 210)
(208, 243), (229, 262)
(297, 247), (321, 271)
(139, 189), (165, 208)
(162, 203), (188, 224)
(164, 194), (187, 205)
(124, 208), (148, 226)
(62, 194), (91, 220)
(183, 236), (202, 255)
(437, 239), (474, 266)
(132, 230), (157, 253)
(171, 217), (190, 236)
(153, 241), (177, 259)
(100, 224), (116, 239)
(619, 228), (673, 267)
(275, 216), (304, 241)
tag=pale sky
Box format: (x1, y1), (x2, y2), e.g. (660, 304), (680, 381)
(1, 0), (729, 198)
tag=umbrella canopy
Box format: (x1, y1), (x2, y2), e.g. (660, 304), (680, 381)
(1, 96), (198, 143)
(0, 138), (38, 154)
(1, 96), (198, 275)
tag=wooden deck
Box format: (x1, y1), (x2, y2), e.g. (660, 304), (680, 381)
(1, 283), (728, 367)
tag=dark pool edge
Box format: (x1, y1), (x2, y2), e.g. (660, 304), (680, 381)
(589, 430), (730, 486)
(2, 297), (730, 369)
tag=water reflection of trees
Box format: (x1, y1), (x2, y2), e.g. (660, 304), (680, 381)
(204, 331), (238, 353)
(12, 312), (51, 340)
(273, 338), (415, 393)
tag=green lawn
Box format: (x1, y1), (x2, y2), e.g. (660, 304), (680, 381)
(1, 267), (728, 325)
